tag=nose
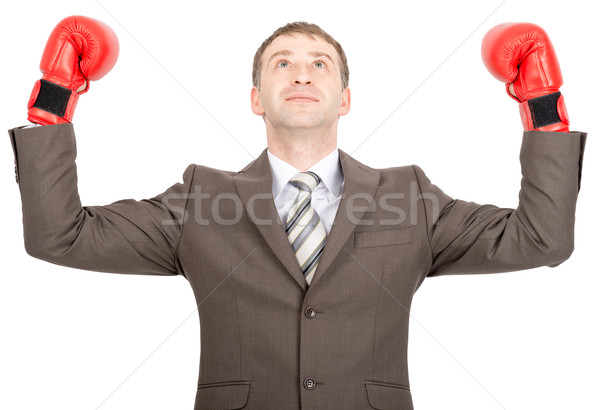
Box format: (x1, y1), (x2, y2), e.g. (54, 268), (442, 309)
(293, 66), (312, 85)
(294, 77), (312, 85)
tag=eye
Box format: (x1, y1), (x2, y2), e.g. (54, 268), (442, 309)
(276, 60), (289, 68)
(314, 60), (325, 68)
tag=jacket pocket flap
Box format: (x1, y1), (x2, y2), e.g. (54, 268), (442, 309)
(365, 380), (413, 409)
(195, 380), (250, 409)
(354, 227), (413, 248)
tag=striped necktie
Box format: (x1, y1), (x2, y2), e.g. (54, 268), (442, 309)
(286, 171), (327, 286)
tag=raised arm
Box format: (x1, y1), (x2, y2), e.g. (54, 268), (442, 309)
(419, 22), (586, 277)
(10, 16), (195, 277)
(415, 130), (585, 277)
(9, 124), (196, 276)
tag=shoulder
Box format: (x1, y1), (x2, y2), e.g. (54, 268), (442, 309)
(339, 149), (424, 180)
(179, 163), (238, 187)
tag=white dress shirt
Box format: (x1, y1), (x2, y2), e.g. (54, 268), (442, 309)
(267, 148), (345, 234)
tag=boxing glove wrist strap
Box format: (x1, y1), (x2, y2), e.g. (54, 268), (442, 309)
(518, 92), (570, 131)
(27, 79), (79, 124)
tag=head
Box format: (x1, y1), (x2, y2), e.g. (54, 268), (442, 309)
(251, 22), (351, 136)
(252, 22), (349, 91)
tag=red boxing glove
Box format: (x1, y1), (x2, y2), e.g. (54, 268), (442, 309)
(481, 22), (569, 132)
(27, 15), (119, 125)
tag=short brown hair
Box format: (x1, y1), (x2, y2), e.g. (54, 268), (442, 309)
(252, 22), (349, 90)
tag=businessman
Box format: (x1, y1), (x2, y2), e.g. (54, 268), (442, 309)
(9, 16), (586, 409)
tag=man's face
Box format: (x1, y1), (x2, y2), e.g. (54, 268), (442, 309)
(251, 34), (350, 131)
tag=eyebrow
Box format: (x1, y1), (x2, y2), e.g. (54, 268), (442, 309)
(267, 50), (335, 66)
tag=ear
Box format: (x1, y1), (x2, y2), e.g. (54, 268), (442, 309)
(251, 86), (265, 116)
(338, 86), (351, 116)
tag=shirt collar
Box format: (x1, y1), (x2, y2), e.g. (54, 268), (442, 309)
(267, 148), (344, 200)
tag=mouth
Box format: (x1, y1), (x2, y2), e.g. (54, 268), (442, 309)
(285, 94), (319, 103)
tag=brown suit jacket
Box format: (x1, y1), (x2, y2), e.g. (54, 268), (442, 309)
(8, 124), (586, 409)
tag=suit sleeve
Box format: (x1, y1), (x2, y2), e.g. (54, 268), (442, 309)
(8, 123), (196, 276)
(413, 130), (586, 277)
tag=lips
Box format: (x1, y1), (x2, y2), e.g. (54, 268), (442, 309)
(285, 93), (318, 103)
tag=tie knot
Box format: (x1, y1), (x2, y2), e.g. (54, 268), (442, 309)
(289, 171), (321, 193)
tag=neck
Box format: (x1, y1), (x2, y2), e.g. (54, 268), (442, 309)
(265, 123), (338, 171)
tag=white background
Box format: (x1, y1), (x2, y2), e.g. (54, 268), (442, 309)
(0, 0), (598, 409)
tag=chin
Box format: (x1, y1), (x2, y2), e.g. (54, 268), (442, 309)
(280, 111), (329, 129)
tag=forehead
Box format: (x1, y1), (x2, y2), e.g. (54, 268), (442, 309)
(262, 33), (338, 63)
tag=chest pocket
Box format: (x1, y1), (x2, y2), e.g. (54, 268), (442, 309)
(354, 227), (413, 248)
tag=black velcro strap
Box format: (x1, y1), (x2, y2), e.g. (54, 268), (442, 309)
(527, 92), (562, 129)
(32, 79), (72, 118)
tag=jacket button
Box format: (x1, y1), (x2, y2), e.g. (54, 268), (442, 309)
(303, 377), (316, 390)
(304, 306), (316, 319)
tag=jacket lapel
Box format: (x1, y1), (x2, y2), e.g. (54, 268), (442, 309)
(233, 148), (380, 292)
(233, 149), (308, 291)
